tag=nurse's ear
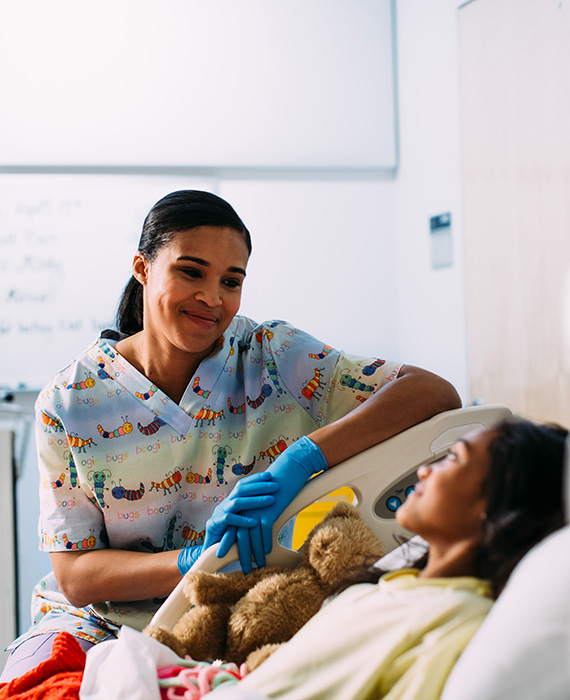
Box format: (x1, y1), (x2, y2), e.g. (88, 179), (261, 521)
(132, 253), (150, 286)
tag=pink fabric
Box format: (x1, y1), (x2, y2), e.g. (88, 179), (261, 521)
(158, 659), (245, 699)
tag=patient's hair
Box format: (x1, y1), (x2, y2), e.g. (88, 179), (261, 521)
(115, 190), (251, 335)
(475, 419), (568, 595)
(335, 419), (568, 599)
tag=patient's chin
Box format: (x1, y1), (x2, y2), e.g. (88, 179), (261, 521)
(394, 502), (411, 530)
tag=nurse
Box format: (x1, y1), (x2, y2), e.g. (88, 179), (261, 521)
(1, 190), (460, 681)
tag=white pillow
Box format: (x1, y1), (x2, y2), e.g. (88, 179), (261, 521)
(440, 525), (570, 700)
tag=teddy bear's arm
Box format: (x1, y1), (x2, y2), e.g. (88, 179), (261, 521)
(184, 566), (289, 606)
(144, 624), (189, 659)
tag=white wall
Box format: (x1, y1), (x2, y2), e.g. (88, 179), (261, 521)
(220, 178), (400, 361)
(393, 0), (468, 398)
(218, 0), (468, 399)
(1, 0), (466, 398)
(4, 0), (469, 639)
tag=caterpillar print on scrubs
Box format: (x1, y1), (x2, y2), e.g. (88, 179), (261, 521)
(14, 316), (400, 648)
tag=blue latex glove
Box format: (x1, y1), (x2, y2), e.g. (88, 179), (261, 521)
(231, 436), (328, 571)
(177, 472), (279, 575)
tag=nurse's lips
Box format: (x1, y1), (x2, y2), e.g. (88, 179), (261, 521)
(183, 310), (219, 328)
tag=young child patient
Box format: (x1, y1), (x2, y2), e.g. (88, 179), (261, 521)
(208, 418), (567, 700)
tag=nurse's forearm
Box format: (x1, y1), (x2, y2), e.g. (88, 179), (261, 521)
(308, 364), (461, 467)
(50, 548), (182, 608)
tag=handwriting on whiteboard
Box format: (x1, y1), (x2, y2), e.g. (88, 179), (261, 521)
(0, 174), (214, 390)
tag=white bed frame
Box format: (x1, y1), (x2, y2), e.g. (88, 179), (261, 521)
(151, 404), (512, 631)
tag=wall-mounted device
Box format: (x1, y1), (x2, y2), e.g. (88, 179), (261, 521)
(430, 212), (453, 269)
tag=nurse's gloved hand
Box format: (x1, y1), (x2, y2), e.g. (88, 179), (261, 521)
(177, 472), (279, 575)
(177, 543), (204, 574)
(236, 436), (328, 570)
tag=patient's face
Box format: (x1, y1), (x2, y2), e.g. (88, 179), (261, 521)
(396, 428), (496, 546)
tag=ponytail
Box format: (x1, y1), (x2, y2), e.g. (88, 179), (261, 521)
(115, 276), (144, 335)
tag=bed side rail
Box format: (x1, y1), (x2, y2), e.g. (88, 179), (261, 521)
(150, 404), (512, 630)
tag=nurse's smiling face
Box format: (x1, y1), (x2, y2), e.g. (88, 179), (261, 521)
(133, 226), (249, 361)
(396, 429), (496, 547)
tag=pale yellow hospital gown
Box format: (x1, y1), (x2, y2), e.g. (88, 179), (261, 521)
(234, 570), (493, 700)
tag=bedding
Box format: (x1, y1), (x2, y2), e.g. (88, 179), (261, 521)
(440, 524), (570, 700)
(79, 626), (243, 700)
(215, 570), (492, 700)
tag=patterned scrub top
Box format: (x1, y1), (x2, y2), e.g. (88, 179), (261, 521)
(12, 316), (401, 649)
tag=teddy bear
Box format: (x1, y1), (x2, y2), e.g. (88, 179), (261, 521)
(145, 501), (384, 670)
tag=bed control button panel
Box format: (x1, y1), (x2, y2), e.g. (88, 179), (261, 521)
(374, 467), (418, 519)
(386, 496), (402, 512)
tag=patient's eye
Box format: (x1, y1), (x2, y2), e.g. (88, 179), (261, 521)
(432, 449), (458, 469)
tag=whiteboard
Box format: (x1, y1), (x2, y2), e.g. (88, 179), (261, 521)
(0, 0), (397, 169)
(0, 175), (215, 390)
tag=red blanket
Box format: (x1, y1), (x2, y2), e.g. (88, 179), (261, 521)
(0, 633), (85, 699)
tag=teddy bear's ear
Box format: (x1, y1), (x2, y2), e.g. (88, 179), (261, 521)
(305, 506), (384, 588)
(324, 500), (356, 521)
(301, 500), (357, 551)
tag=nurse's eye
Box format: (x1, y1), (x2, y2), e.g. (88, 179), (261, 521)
(182, 268), (202, 279)
(223, 278), (243, 289)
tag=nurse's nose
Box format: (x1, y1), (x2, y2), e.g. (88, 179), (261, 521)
(195, 282), (222, 307)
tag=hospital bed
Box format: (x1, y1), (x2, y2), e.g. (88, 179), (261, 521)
(151, 403), (513, 633)
(84, 403), (570, 700)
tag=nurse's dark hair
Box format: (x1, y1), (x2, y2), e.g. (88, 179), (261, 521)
(115, 190), (251, 335)
(333, 418), (568, 599)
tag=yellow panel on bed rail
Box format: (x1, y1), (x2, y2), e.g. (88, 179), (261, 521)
(291, 486), (355, 550)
